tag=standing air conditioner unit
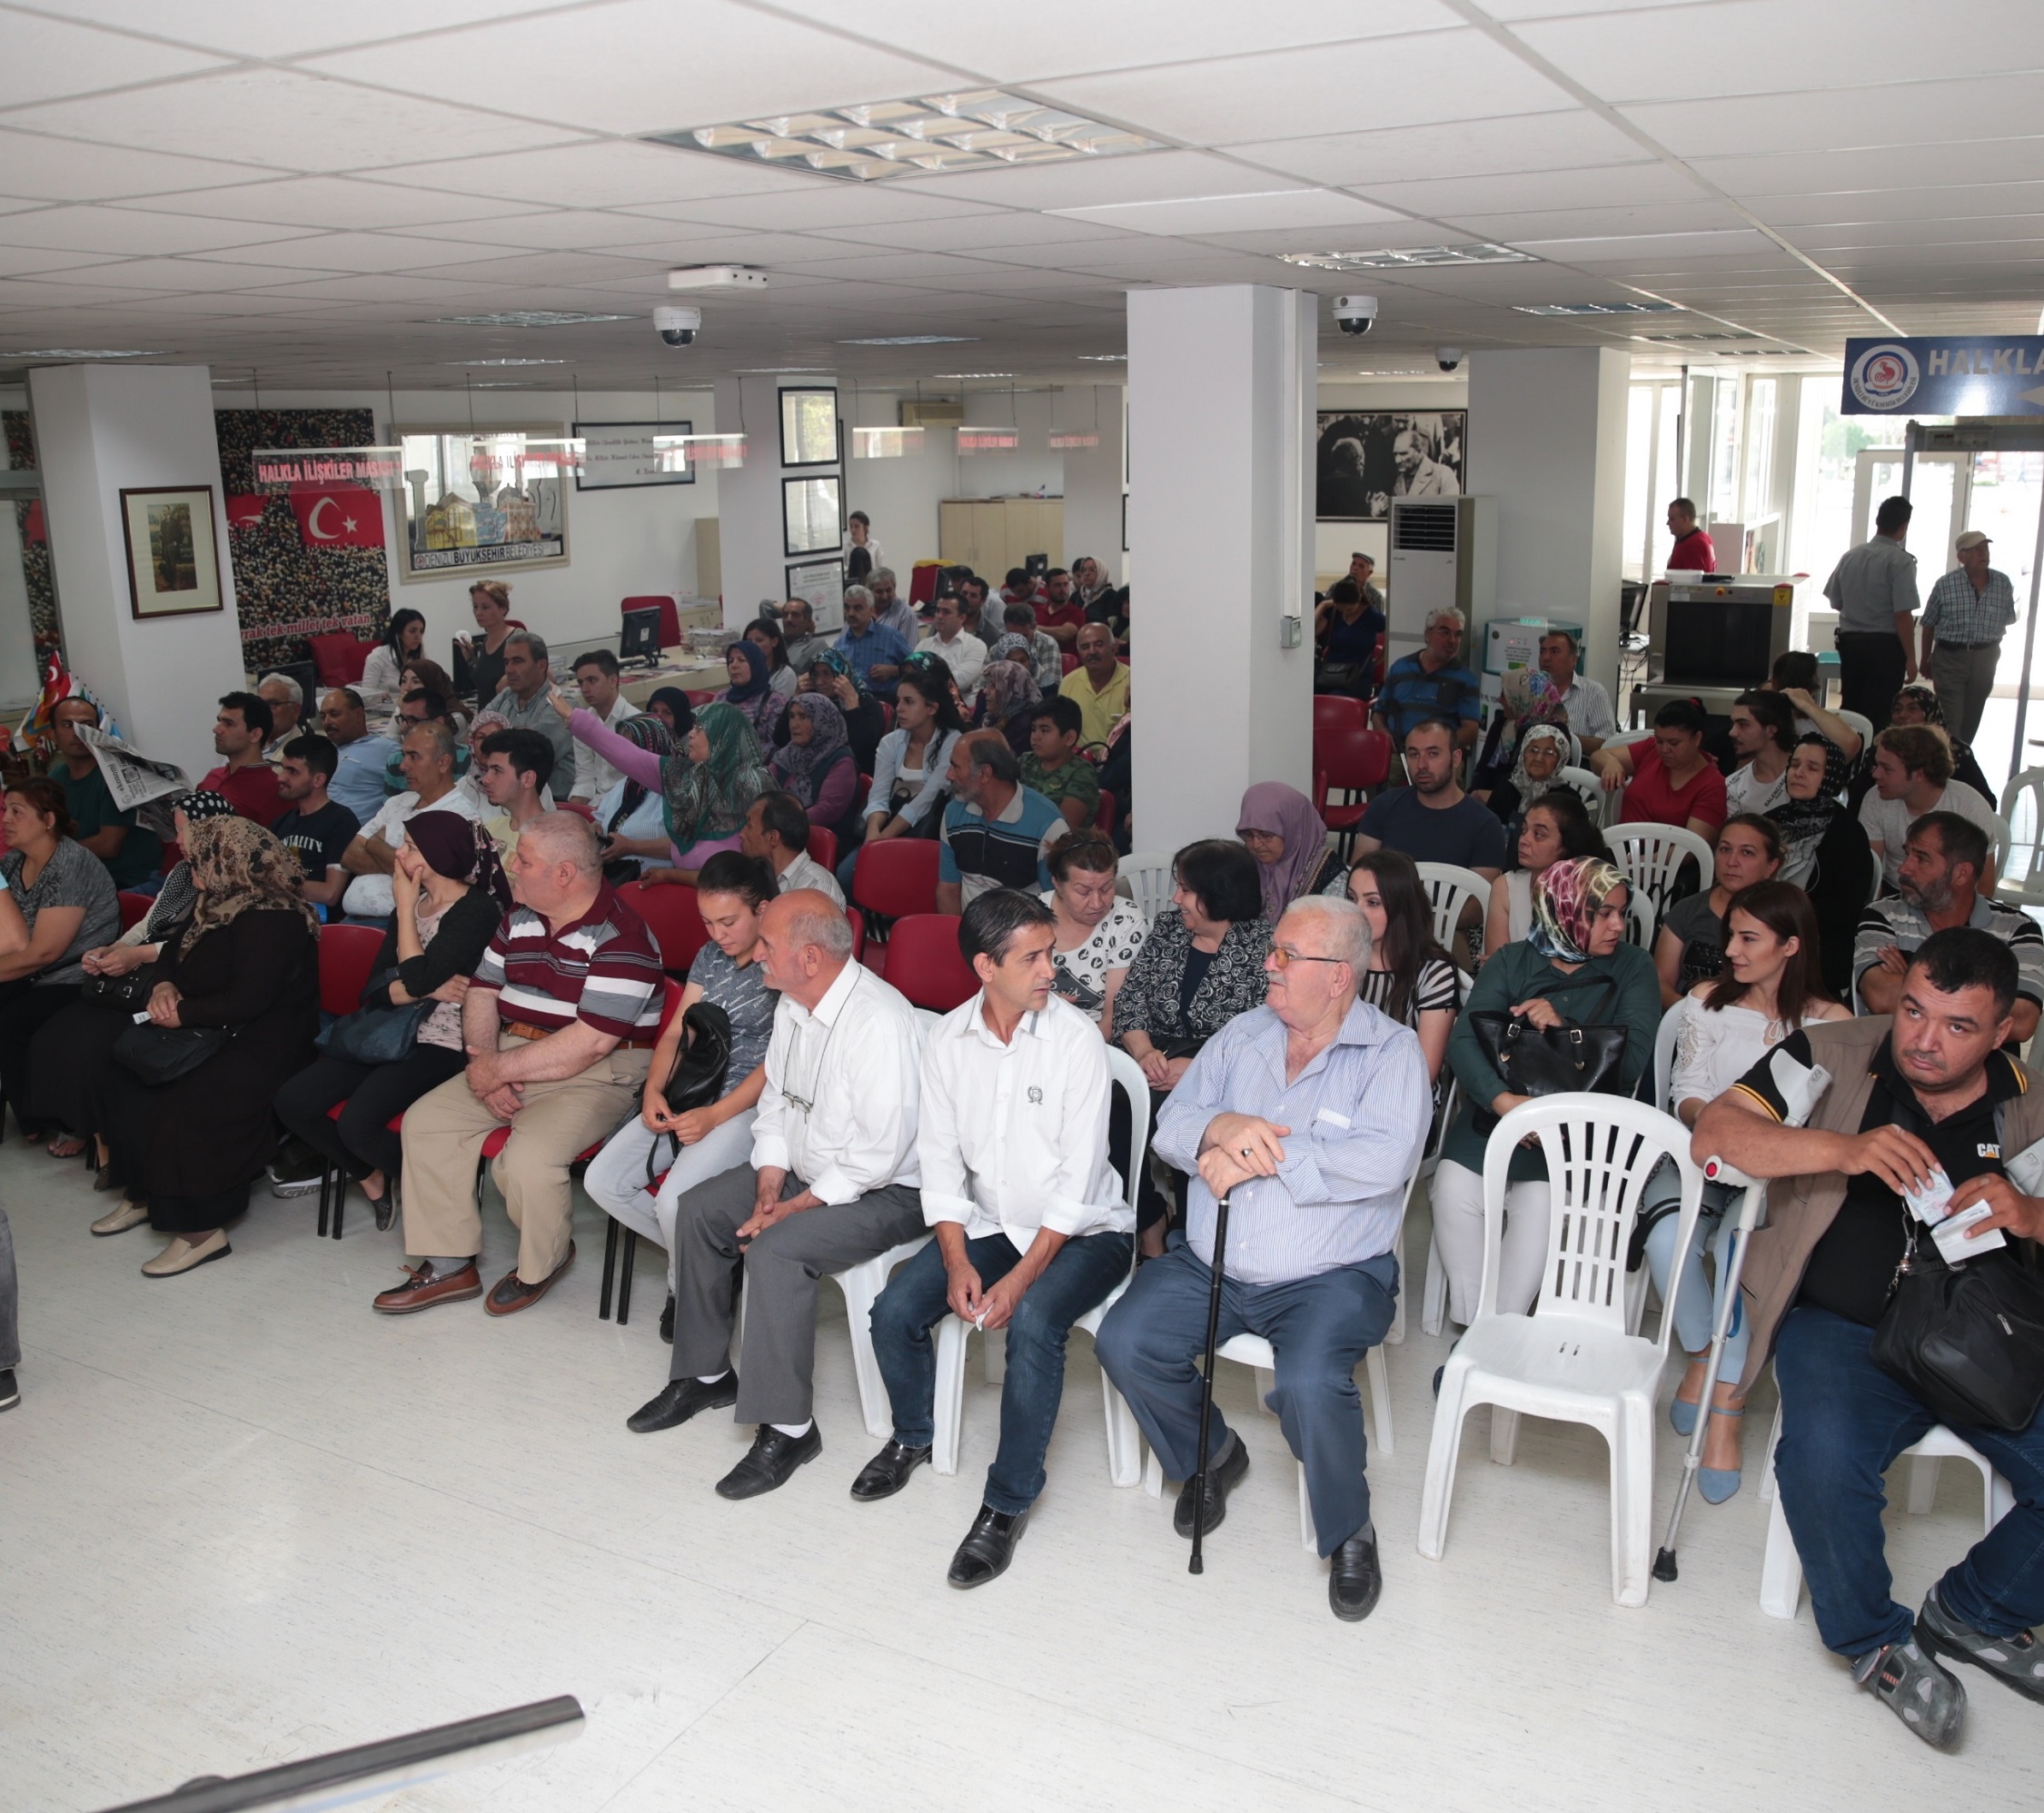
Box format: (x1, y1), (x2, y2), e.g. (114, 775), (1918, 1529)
(1385, 496), (1497, 668)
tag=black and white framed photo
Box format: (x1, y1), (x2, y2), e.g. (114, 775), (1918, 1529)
(1315, 410), (1465, 520)
(571, 420), (694, 490)
(782, 474), (842, 556)
(779, 387), (838, 469)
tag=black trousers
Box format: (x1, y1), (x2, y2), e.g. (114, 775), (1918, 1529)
(0, 982), (82, 1136)
(273, 1045), (469, 1182)
(1108, 1082), (1181, 1234)
(1836, 631), (1907, 731)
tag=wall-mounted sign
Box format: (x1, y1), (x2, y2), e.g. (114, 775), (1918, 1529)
(786, 558), (845, 631)
(572, 420), (696, 490)
(1842, 336), (2044, 415)
(250, 447), (406, 490)
(393, 424), (569, 585)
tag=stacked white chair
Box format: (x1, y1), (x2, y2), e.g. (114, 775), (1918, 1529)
(1553, 764), (1607, 826)
(1996, 768), (2044, 910)
(1118, 852), (1174, 923)
(1414, 862), (1491, 956)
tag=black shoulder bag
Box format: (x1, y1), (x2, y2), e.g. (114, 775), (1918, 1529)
(645, 1001), (734, 1186)
(1468, 970), (1629, 1136)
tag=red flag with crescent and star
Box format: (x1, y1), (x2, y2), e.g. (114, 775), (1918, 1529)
(288, 485), (382, 549)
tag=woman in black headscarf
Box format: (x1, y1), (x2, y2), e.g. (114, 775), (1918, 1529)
(1769, 733), (1876, 998)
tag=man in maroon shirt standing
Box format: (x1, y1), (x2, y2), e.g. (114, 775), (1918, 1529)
(199, 692), (283, 824)
(1665, 498), (1717, 573)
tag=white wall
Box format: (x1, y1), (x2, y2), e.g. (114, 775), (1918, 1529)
(218, 385), (719, 665)
(1059, 384), (1126, 588)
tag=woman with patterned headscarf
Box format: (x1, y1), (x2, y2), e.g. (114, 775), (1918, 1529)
(973, 644), (1043, 752)
(783, 649), (884, 776)
(769, 692), (858, 837)
(720, 637), (786, 747)
(1430, 853), (1662, 1323)
(558, 694), (769, 882)
(95, 816), (322, 1276)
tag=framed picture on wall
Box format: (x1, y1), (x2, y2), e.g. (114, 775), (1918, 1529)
(1315, 410), (1465, 520)
(779, 387), (838, 468)
(120, 486), (224, 619)
(786, 559), (845, 631)
(392, 423), (571, 584)
(783, 474), (841, 556)
(572, 420), (694, 490)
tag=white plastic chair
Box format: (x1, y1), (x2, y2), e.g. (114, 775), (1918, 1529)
(1603, 823), (1714, 918)
(1393, 1071), (1459, 1346)
(1997, 768), (2044, 910)
(1417, 1095), (1702, 1607)
(1758, 1410), (2015, 1620)
(1607, 728), (1655, 750)
(1415, 862), (1491, 953)
(1553, 765), (1607, 825)
(1832, 708), (1875, 757)
(929, 1046), (1149, 1488)
(1623, 888), (1657, 952)
(1118, 851), (1173, 923)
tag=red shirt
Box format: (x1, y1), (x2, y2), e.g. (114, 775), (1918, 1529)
(1036, 601), (1084, 637)
(200, 761), (284, 824)
(1618, 739), (1727, 834)
(1667, 528), (1716, 572)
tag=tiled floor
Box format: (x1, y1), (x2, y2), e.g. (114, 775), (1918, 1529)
(2, 1141), (2034, 1811)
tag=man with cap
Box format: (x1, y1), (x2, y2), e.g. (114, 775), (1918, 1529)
(1920, 530), (2017, 746)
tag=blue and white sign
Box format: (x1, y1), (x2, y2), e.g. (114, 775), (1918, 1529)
(1843, 336), (2044, 416)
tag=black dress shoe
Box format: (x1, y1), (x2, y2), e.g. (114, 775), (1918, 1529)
(1328, 1528), (1382, 1622)
(716, 1422), (822, 1499)
(626, 1371), (737, 1434)
(659, 1293), (675, 1344)
(1173, 1432), (1249, 1538)
(948, 1503), (1028, 1588)
(850, 1440), (932, 1501)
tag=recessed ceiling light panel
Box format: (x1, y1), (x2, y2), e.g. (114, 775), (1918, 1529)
(934, 372), (1013, 379)
(1514, 301), (1680, 317)
(431, 312), (634, 327)
(1280, 245), (1533, 271)
(648, 91), (1163, 183)
(444, 357), (567, 366)
(840, 335), (978, 345)
(1077, 353), (1127, 362)
(3, 347), (168, 359)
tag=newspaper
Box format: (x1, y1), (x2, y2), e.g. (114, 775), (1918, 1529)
(76, 725), (191, 815)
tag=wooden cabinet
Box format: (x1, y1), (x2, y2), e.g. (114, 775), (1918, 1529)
(938, 497), (1063, 577)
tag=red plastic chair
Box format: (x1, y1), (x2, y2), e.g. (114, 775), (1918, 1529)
(1316, 728), (1394, 854)
(558, 798), (596, 823)
(622, 595), (680, 650)
(884, 914), (978, 1012)
(807, 826), (838, 873)
(619, 878), (708, 976)
(318, 924), (386, 1016)
(1313, 695), (1367, 736)
(908, 562), (940, 606)
(116, 891), (154, 932)
(1094, 789), (1117, 837)
(852, 838), (940, 921)
(308, 631), (360, 689)
(847, 905), (865, 962)
(1060, 650), (1079, 677)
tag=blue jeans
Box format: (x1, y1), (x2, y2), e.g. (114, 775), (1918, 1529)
(1641, 1179), (1749, 1385)
(870, 1228), (1133, 1517)
(1772, 1304), (2044, 1657)
(1096, 1235), (1397, 1558)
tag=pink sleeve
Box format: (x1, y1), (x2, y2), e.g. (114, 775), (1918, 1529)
(570, 707), (662, 788)
(808, 757), (855, 829)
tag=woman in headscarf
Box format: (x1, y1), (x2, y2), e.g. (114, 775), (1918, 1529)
(557, 693), (769, 885)
(1431, 854), (1662, 1323)
(973, 641), (1043, 753)
(779, 649), (884, 776)
(275, 812), (510, 1232)
(769, 691), (858, 842)
(1769, 731), (1875, 998)
(721, 638), (786, 747)
(1855, 682), (1995, 805)
(29, 790), (237, 1197)
(646, 688), (696, 738)
(1235, 781), (1342, 916)
(592, 714), (676, 879)
(96, 816), (322, 1275)
(1480, 721), (1573, 842)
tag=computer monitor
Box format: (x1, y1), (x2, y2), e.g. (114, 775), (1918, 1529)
(619, 606), (661, 666)
(1025, 552), (1048, 579)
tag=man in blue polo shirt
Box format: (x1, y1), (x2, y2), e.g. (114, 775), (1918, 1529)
(1373, 608), (1482, 750)
(836, 583), (909, 700)
(935, 731), (1069, 914)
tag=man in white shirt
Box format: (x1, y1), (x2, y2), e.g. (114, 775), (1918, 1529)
(627, 891), (927, 1500)
(337, 721), (481, 921)
(739, 791), (845, 907)
(1536, 630), (1615, 756)
(915, 594), (987, 695)
(854, 890), (1132, 1586)
(568, 649), (640, 800)
(1858, 723), (2001, 891)
(1722, 689), (1797, 817)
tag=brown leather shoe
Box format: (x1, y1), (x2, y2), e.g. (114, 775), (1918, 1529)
(372, 1261), (481, 1315)
(483, 1243), (575, 1316)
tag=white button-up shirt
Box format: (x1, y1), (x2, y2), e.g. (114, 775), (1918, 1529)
(918, 992), (1129, 1250)
(751, 959), (923, 1204)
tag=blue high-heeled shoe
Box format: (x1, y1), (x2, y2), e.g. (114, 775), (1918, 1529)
(1699, 1404), (1747, 1503)
(1670, 1393), (1700, 1437)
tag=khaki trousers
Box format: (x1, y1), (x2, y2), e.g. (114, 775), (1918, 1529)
(399, 1034), (650, 1283)
(1928, 639), (2001, 748)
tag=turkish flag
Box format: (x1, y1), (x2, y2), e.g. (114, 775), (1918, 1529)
(225, 493), (266, 532)
(22, 499), (45, 544)
(289, 486), (382, 549)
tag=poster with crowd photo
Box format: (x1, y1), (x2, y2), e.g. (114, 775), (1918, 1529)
(394, 425), (571, 584)
(1315, 410), (1465, 520)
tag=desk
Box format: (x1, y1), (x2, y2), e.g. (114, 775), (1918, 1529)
(620, 651), (730, 708)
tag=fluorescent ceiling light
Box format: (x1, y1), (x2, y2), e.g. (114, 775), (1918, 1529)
(3, 347), (168, 358)
(733, 367), (830, 373)
(647, 91), (1163, 183)
(1640, 330), (1759, 342)
(852, 425), (923, 459)
(1077, 353), (1126, 362)
(935, 372), (1013, 379)
(1280, 245), (1533, 271)
(431, 312), (633, 327)
(840, 335), (977, 345)
(1514, 301), (1680, 317)
(444, 357), (567, 366)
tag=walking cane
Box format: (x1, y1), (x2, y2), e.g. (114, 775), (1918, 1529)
(1652, 1159), (1765, 1582)
(1188, 1191), (1233, 1576)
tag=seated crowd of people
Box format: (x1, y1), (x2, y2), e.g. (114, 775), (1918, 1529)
(1, 565), (2038, 1758)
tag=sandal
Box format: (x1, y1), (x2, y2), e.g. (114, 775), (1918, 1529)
(47, 1134), (88, 1160)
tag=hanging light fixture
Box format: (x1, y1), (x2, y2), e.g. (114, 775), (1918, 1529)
(1049, 384), (1101, 450)
(958, 382), (1021, 454)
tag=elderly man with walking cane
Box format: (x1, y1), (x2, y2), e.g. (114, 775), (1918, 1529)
(1096, 895), (1429, 1620)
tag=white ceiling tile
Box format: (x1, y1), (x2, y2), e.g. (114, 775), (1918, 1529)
(0, 204), (328, 256)
(198, 233), (519, 275)
(1509, 228), (1775, 263)
(380, 213), (685, 253)
(5, 70), (580, 172)
(799, 213), (1140, 254)
(1225, 111), (1638, 188)
(0, 11), (227, 107)
(43, 0), (581, 58)
(1453, 200), (1748, 240)
(302, 1), (957, 136)
(1357, 162), (1702, 219)
(1474, 0), (1724, 15)
(0, 128), (273, 203)
(1517, 1), (2044, 104)
(1692, 140), (2044, 196)
(637, 191), (997, 233)
(11, 256), (293, 292)
(885, 149), (1339, 212)
(369, 142), (830, 210)
(243, 272), (521, 303)
(1785, 218), (2044, 251)
(1625, 75), (2044, 158)
(1751, 182), (2044, 228)
(135, 177), (537, 232)
(588, 230), (864, 266)
(0, 246), (124, 279)
(390, 251), (671, 288)
(1041, 29), (1573, 144)
(1048, 188), (1408, 237)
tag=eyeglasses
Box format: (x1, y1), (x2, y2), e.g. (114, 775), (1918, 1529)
(1268, 946), (1345, 970)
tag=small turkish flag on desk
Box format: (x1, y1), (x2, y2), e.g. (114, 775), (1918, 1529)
(289, 486), (382, 548)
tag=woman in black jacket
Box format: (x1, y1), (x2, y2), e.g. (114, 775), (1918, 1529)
(273, 811), (509, 1230)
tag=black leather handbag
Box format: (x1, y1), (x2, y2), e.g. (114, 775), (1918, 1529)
(1872, 1227), (2044, 1432)
(114, 1021), (230, 1085)
(1468, 974), (1627, 1135)
(83, 963), (157, 1011)
(644, 1001), (733, 1185)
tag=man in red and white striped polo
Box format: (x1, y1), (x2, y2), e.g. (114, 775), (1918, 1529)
(374, 812), (664, 1318)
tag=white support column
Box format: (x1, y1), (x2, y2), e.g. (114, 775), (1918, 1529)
(1128, 286), (1315, 858)
(1466, 347), (1631, 702)
(29, 363), (244, 777)
(712, 373), (841, 631)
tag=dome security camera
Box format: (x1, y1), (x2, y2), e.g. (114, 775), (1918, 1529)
(1332, 294), (1378, 337)
(655, 305), (701, 347)
(1436, 347), (1464, 372)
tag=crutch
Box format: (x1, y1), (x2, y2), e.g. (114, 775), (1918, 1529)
(1188, 1191), (1233, 1576)
(1652, 1158), (1766, 1582)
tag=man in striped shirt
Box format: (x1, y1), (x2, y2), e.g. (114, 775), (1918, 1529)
(375, 813), (663, 1318)
(1919, 530), (2018, 746)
